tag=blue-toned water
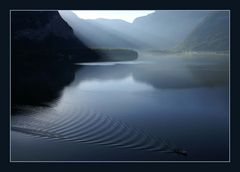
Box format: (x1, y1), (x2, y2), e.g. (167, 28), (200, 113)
(11, 53), (229, 161)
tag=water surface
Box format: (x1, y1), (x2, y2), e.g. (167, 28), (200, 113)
(11, 52), (229, 161)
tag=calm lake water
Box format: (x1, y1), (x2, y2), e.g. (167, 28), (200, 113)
(11, 52), (229, 161)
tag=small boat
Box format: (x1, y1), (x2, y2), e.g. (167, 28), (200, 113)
(173, 149), (188, 156)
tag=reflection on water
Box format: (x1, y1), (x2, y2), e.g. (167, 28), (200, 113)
(11, 53), (229, 161)
(78, 75), (153, 92)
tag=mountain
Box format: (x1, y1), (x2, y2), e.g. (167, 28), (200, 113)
(177, 11), (229, 52)
(59, 11), (138, 49)
(11, 11), (100, 106)
(131, 10), (212, 49)
(12, 11), (100, 61)
(60, 10), (211, 50)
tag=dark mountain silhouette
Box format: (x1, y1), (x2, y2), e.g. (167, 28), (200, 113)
(12, 11), (101, 62)
(11, 11), (100, 107)
(60, 10), (211, 50)
(177, 11), (229, 52)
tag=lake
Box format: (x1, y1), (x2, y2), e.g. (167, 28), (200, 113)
(11, 52), (230, 161)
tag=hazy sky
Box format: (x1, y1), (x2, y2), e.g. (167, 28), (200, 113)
(72, 10), (155, 23)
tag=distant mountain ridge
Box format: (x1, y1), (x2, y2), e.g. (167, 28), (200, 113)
(131, 10), (212, 49)
(177, 11), (229, 52)
(60, 11), (211, 50)
(59, 11), (137, 49)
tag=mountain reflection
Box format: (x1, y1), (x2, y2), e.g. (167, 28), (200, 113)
(70, 56), (229, 90)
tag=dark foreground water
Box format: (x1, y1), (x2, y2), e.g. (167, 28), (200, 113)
(11, 52), (229, 161)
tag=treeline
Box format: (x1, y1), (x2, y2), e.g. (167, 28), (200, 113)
(94, 48), (138, 61)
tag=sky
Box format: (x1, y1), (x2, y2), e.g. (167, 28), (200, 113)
(72, 10), (155, 23)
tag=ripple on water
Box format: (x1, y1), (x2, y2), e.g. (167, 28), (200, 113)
(11, 102), (182, 154)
